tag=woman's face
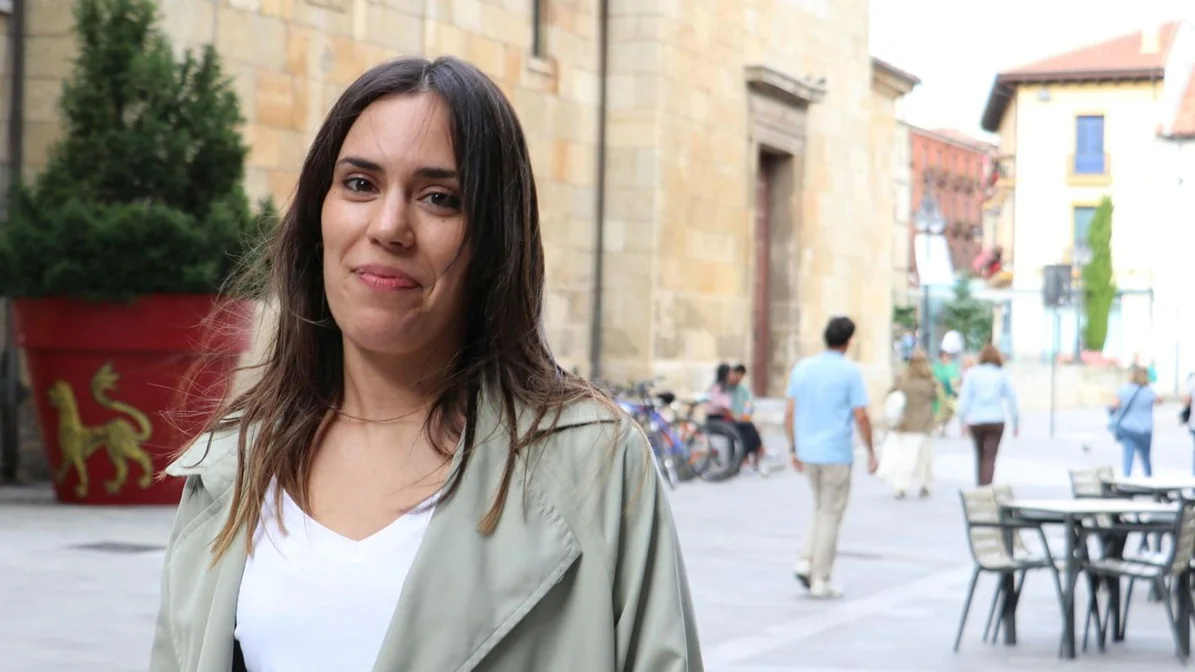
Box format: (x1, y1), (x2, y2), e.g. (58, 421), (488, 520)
(321, 93), (468, 358)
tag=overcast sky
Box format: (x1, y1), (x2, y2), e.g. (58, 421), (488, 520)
(869, 0), (1195, 141)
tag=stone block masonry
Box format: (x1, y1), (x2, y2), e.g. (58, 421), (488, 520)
(17, 0), (902, 410)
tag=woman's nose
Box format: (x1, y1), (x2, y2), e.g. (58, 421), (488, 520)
(367, 193), (415, 249)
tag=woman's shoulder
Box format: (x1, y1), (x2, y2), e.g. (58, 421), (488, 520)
(526, 396), (652, 491)
(523, 397), (661, 554)
(163, 418), (251, 497)
(534, 396), (642, 457)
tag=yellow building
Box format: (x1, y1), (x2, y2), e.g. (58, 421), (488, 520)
(8, 0), (915, 401)
(982, 20), (1195, 390)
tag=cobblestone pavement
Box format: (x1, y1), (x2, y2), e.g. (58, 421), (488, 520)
(2, 405), (1193, 671)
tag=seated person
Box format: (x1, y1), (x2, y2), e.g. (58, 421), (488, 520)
(707, 363), (766, 474)
(729, 363), (755, 419)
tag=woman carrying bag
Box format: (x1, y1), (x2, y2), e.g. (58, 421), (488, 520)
(878, 350), (939, 499)
(1110, 365), (1163, 477)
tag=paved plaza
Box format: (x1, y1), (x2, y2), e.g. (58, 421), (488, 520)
(3, 405), (1194, 670)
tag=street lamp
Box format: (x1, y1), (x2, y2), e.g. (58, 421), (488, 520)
(914, 172), (946, 352)
(1072, 246), (1092, 362)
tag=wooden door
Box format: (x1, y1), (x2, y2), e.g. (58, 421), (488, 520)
(751, 153), (774, 396)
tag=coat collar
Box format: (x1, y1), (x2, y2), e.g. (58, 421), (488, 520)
(165, 388), (616, 672)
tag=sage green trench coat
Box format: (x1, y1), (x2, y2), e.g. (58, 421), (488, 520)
(148, 396), (704, 671)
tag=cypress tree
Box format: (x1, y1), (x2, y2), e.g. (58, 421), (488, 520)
(1082, 196), (1116, 352)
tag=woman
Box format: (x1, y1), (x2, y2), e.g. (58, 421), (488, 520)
(1110, 365), (1163, 477)
(957, 344), (1019, 486)
(878, 350), (938, 499)
(150, 57), (702, 672)
(707, 363), (765, 474)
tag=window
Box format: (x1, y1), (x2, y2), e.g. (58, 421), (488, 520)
(1074, 115), (1105, 174)
(1073, 206), (1096, 259)
(531, 0), (546, 57)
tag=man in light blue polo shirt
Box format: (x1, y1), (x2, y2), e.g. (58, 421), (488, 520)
(784, 316), (876, 599)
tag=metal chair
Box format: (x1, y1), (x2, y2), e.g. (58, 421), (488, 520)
(1083, 499), (1195, 660)
(954, 487), (1068, 654)
(1068, 467), (1150, 558)
(1070, 466), (1170, 604)
(1069, 467), (1114, 499)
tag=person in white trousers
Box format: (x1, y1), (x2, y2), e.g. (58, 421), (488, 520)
(877, 350), (938, 499)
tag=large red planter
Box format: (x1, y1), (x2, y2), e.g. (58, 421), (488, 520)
(13, 295), (254, 505)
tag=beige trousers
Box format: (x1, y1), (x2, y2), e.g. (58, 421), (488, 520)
(801, 464), (853, 583)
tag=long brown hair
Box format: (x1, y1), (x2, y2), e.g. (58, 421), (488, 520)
(188, 57), (613, 560)
(978, 343), (1004, 368)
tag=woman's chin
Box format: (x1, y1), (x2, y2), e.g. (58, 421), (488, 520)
(339, 318), (422, 358)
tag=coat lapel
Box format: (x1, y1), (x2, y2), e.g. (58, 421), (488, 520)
(165, 427), (249, 672)
(194, 538), (248, 672)
(370, 396), (613, 672)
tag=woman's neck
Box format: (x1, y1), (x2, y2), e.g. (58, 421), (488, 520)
(338, 341), (455, 422)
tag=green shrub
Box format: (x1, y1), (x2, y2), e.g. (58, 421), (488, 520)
(0, 0), (270, 301)
(941, 274), (993, 351)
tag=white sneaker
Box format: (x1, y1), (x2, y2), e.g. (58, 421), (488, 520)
(793, 561), (811, 589)
(810, 580), (843, 599)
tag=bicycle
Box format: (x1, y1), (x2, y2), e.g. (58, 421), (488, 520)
(608, 379), (681, 488)
(616, 379), (743, 488)
(674, 395), (744, 483)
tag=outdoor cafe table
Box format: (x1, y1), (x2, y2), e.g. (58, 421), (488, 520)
(999, 498), (1180, 660)
(1109, 476), (1195, 498)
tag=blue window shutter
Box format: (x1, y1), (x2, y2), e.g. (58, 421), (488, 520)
(1089, 116), (1104, 154)
(1074, 116), (1106, 174)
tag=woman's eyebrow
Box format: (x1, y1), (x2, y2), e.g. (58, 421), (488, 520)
(413, 166), (458, 179)
(336, 157), (457, 181)
(337, 156), (383, 172)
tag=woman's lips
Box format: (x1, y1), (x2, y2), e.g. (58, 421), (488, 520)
(353, 266), (420, 290)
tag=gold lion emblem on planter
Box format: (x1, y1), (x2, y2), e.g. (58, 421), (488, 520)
(47, 361), (154, 498)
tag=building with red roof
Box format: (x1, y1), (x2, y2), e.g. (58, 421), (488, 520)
(980, 20), (1195, 390)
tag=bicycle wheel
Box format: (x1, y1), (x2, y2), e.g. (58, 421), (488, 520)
(657, 427), (699, 482)
(648, 431), (678, 489)
(676, 420), (714, 477)
(697, 422), (744, 482)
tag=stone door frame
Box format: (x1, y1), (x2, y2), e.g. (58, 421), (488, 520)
(745, 66), (824, 396)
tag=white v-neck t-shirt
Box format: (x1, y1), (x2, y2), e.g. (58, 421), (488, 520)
(234, 484), (439, 672)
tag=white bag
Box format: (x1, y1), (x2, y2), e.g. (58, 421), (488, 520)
(883, 390), (907, 428)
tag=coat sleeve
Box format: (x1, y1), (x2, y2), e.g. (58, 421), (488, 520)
(610, 423), (704, 671)
(148, 475), (206, 672)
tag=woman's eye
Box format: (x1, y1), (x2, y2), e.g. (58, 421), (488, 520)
(423, 191), (461, 211)
(343, 177), (374, 193)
